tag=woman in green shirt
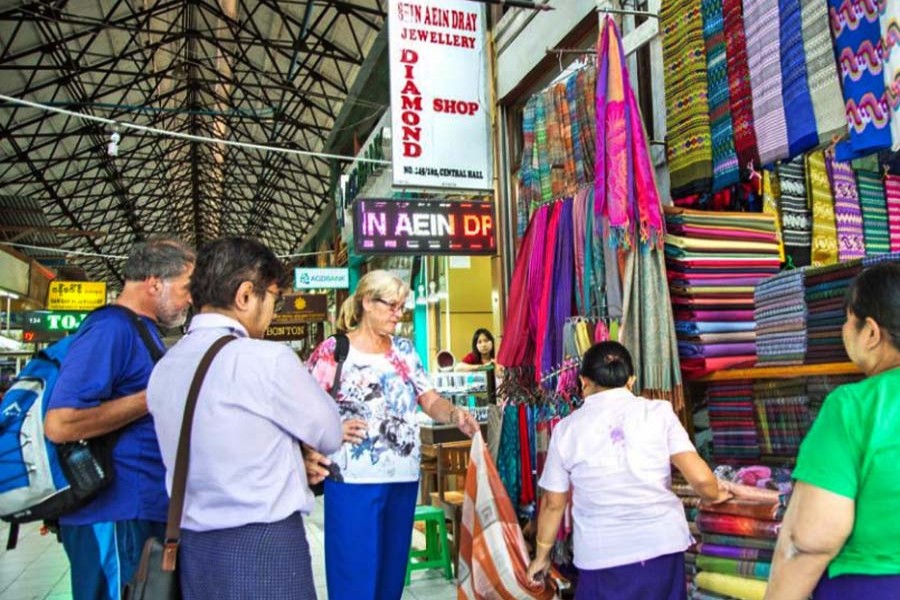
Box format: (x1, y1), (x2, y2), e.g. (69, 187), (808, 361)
(766, 261), (900, 599)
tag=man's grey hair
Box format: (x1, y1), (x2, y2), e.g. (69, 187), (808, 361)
(122, 239), (195, 282)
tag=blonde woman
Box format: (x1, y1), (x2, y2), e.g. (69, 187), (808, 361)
(305, 270), (479, 600)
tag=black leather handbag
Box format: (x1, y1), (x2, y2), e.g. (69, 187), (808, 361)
(124, 335), (235, 600)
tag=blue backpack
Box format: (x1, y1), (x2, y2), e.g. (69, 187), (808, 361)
(0, 305), (164, 546)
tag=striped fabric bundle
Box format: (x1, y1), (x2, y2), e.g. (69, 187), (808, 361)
(700, 543), (775, 562)
(723, 0), (759, 171)
(706, 381), (761, 463)
(804, 259), (862, 363)
(753, 379), (812, 456)
(778, 0), (819, 156)
(458, 433), (557, 600)
(661, 0), (713, 196)
(856, 170), (891, 254)
(776, 157), (812, 266)
(744, 0), (790, 165)
(702, 0), (740, 190)
(883, 0), (900, 149)
(754, 269), (807, 364)
(807, 151), (839, 266)
(799, 0), (847, 144)
(887, 174), (900, 251)
(696, 513), (781, 539)
(827, 156), (866, 261)
(696, 555), (771, 580)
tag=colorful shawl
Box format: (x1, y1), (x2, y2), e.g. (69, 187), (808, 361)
(761, 170), (786, 261)
(807, 151), (839, 265)
(800, 0), (848, 144)
(857, 171), (891, 254)
(744, 0), (790, 165)
(826, 156), (866, 260)
(776, 157), (812, 266)
(779, 0), (820, 155)
(660, 0), (713, 196)
(884, 0), (900, 149)
(696, 555), (772, 581)
(702, 0), (741, 190)
(829, 0), (893, 159)
(518, 96), (539, 235)
(886, 174), (900, 252)
(723, 0), (760, 171)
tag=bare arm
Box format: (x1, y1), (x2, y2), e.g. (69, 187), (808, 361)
(764, 482), (854, 600)
(526, 490), (568, 583)
(44, 390), (148, 443)
(419, 389), (479, 436)
(671, 451), (731, 503)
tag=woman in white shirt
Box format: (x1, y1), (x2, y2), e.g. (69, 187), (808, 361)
(526, 341), (730, 599)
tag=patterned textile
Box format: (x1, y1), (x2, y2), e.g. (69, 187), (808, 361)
(744, 0), (790, 165)
(695, 513), (782, 539)
(699, 543), (775, 562)
(723, 0), (760, 171)
(699, 499), (785, 520)
(696, 555), (771, 580)
(753, 380), (812, 455)
(800, 0), (849, 144)
(826, 156), (866, 260)
(807, 151), (839, 266)
(706, 381), (760, 463)
(829, 0), (893, 159)
(458, 433), (557, 600)
(882, 0), (900, 149)
(779, 0), (820, 156)
(887, 174), (900, 251)
(761, 170), (786, 261)
(702, 0), (741, 190)
(518, 97), (539, 235)
(856, 170), (892, 254)
(661, 0), (713, 195)
(497, 404), (521, 506)
(776, 157), (812, 266)
(702, 534), (777, 551)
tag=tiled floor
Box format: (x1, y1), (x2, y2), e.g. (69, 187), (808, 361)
(0, 498), (457, 600)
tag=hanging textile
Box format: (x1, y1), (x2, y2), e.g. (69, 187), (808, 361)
(776, 157), (812, 267)
(744, 0), (790, 165)
(660, 0), (713, 196)
(596, 17), (683, 406)
(496, 404), (521, 509)
(807, 151), (840, 266)
(826, 157), (866, 261)
(518, 97), (540, 235)
(458, 433), (557, 600)
(856, 170), (892, 254)
(542, 198), (575, 382)
(886, 174), (900, 252)
(723, 0), (760, 171)
(799, 0), (848, 144)
(884, 0), (900, 150)
(761, 171), (786, 262)
(778, 0), (819, 156)
(534, 203), (562, 377)
(701, 0), (741, 191)
(535, 93), (553, 201)
(829, 0), (893, 159)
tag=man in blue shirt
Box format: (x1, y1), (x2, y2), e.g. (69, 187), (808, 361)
(45, 239), (195, 600)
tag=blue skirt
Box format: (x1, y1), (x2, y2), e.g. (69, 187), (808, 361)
(814, 572), (900, 599)
(179, 512), (316, 600)
(575, 551), (686, 600)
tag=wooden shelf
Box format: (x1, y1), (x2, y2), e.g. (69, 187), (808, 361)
(693, 362), (861, 382)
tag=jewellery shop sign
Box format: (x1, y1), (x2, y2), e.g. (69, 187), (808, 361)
(46, 281), (107, 311)
(388, 0), (492, 190)
(264, 294), (327, 341)
(354, 197), (495, 255)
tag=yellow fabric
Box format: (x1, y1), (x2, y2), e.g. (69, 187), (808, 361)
(695, 572), (767, 600)
(664, 234), (780, 253)
(575, 321), (592, 356)
(807, 151), (839, 266)
(762, 170), (786, 261)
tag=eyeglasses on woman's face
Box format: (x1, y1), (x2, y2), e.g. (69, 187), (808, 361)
(374, 297), (406, 315)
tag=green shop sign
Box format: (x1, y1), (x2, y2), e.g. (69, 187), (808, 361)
(23, 310), (90, 343)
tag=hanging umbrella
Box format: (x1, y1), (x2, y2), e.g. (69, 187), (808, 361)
(593, 16), (684, 409)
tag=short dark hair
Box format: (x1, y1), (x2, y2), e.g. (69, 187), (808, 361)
(471, 328), (495, 359)
(123, 239), (195, 281)
(844, 261), (900, 350)
(190, 237), (286, 310)
(580, 341), (634, 389)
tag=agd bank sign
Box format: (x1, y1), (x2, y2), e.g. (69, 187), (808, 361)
(294, 267), (350, 290)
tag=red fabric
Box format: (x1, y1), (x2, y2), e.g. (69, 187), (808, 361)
(533, 203), (562, 379)
(723, 0), (759, 170)
(518, 404), (535, 506)
(461, 352), (481, 365)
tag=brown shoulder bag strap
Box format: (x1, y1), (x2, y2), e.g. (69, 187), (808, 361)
(162, 334), (236, 571)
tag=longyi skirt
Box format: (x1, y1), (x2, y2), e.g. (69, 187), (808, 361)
(575, 551), (686, 600)
(813, 572), (900, 599)
(179, 512), (316, 600)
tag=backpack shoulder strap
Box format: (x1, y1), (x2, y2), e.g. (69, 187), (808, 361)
(88, 304), (165, 364)
(330, 334), (350, 399)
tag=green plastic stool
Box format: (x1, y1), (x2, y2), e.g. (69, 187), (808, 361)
(405, 504), (453, 584)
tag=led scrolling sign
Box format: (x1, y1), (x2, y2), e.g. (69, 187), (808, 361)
(353, 197), (496, 255)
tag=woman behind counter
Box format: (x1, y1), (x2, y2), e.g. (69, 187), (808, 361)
(304, 270), (479, 600)
(766, 261), (900, 599)
(456, 328), (496, 371)
(526, 341), (730, 600)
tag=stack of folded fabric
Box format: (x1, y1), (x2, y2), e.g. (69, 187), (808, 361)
(691, 466), (792, 600)
(753, 269), (807, 365)
(665, 207), (782, 378)
(805, 374), (864, 420)
(673, 478), (702, 591)
(803, 260), (863, 364)
(706, 381), (759, 464)
(752, 380), (811, 462)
